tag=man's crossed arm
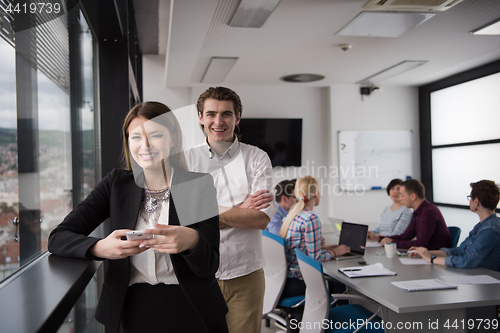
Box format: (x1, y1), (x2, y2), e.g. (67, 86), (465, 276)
(218, 190), (273, 230)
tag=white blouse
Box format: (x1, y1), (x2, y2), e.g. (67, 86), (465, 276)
(128, 199), (179, 286)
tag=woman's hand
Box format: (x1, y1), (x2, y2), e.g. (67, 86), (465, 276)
(380, 237), (393, 246)
(141, 224), (200, 254)
(89, 229), (147, 259)
(367, 231), (381, 242)
(329, 244), (351, 257)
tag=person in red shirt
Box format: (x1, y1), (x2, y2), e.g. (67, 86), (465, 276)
(378, 179), (451, 250)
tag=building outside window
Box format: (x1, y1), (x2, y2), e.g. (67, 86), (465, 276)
(0, 0), (100, 286)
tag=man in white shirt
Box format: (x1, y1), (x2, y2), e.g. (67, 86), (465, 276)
(184, 86), (277, 333)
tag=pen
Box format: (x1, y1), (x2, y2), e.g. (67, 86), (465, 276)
(343, 269), (362, 272)
(407, 250), (416, 253)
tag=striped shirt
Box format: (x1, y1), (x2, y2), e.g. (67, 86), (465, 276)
(372, 205), (413, 236)
(284, 209), (332, 279)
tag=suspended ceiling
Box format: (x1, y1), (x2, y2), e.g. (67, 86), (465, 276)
(136, 0), (500, 88)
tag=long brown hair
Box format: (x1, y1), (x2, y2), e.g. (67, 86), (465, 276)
(121, 102), (187, 171)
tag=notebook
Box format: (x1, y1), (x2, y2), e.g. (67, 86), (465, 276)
(335, 222), (369, 261)
(339, 263), (396, 278)
(391, 279), (458, 292)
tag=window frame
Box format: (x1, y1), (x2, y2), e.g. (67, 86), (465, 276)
(419, 59), (500, 212)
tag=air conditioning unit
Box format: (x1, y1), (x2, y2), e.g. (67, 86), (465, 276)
(363, 0), (465, 12)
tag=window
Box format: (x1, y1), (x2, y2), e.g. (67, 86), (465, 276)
(421, 66), (500, 209)
(0, 2), (100, 283)
(0, 8), (17, 280)
(430, 72), (500, 146)
(419, 60), (500, 240)
(0, 0), (142, 331)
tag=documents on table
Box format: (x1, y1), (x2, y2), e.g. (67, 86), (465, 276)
(399, 258), (432, 265)
(365, 241), (382, 248)
(391, 279), (458, 292)
(339, 262), (396, 278)
(439, 275), (500, 285)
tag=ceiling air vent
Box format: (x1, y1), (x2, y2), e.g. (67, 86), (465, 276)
(280, 74), (325, 83)
(363, 0), (465, 12)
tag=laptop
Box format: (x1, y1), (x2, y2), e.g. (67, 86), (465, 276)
(334, 222), (369, 261)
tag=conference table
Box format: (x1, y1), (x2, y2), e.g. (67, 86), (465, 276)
(322, 246), (500, 333)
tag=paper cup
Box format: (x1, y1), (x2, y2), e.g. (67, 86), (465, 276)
(384, 243), (397, 258)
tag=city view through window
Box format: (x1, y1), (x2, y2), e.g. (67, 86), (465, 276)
(0, 6), (97, 283)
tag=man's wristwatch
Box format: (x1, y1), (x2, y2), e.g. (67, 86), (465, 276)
(430, 255), (437, 264)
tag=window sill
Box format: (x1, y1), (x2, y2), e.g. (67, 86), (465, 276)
(0, 251), (101, 332)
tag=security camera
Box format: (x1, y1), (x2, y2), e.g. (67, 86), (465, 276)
(339, 44), (352, 52)
(360, 85), (379, 96)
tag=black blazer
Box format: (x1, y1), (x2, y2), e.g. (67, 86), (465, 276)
(48, 168), (227, 332)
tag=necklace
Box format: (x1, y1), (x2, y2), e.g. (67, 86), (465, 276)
(140, 187), (170, 225)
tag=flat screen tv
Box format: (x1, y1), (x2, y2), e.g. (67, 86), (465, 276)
(238, 118), (302, 167)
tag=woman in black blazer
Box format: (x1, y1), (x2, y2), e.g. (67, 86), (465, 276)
(48, 102), (228, 332)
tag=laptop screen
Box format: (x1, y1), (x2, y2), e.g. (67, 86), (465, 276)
(338, 222), (368, 255)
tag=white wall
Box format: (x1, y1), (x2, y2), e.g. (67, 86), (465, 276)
(143, 55), (424, 228)
(143, 56), (491, 243)
(143, 55), (203, 149)
(329, 85), (420, 226)
(144, 57), (332, 219)
(438, 208), (500, 245)
(143, 55), (192, 109)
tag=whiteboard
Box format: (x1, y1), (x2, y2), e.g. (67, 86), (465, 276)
(338, 130), (413, 191)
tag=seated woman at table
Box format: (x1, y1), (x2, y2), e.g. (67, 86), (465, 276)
(410, 180), (500, 272)
(367, 179), (413, 241)
(279, 176), (350, 298)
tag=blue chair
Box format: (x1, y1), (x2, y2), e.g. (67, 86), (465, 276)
(448, 226), (461, 248)
(262, 231), (305, 331)
(295, 248), (384, 333)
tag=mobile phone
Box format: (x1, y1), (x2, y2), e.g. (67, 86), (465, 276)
(126, 230), (153, 241)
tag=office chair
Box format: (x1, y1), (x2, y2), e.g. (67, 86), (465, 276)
(262, 231), (305, 332)
(295, 248), (384, 333)
(448, 226), (461, 248)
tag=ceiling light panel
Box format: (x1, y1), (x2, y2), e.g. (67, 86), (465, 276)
(336, 12), (435, 38)
(363, 0), (464, 12)
(357, 60), (428, 85)
(471, 18), (500, 35)
(229, 0), (281, 28)
(201, 57), (238, 83)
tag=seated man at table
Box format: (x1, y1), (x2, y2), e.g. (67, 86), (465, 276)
(379, 179), (451, 250)
(410, 180), (500, 271)
(266, 179), (297, 235)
